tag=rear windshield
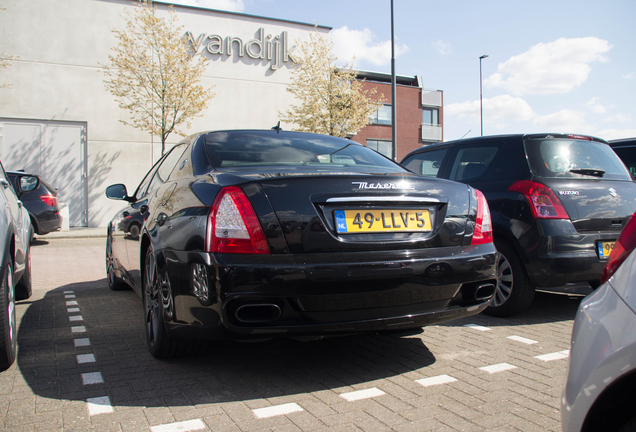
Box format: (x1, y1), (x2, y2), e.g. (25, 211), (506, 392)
(524, 137), (631, 181)
(204, 130), (403, 171)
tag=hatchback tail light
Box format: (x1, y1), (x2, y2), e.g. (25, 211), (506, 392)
(600, 211), (636, 284)
(508, 180), (569, 219)
(40, 194), (57, 207)
(207, 186), (270, 254)
(471, 189), (493, 245)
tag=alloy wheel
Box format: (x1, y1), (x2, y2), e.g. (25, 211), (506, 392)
(144, 249), (160, 347)
(493, 252), (513, 307)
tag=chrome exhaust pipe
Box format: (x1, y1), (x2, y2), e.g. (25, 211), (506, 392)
(474, 283), (495, 301)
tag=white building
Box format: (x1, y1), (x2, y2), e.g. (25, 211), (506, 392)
(0, 0), (330, 227)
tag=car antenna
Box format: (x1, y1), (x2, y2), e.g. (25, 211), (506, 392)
(271, 121), (282, 133)
(460, 129), (471, 139)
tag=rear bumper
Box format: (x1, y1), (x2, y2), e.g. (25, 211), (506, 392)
(33, 210), (62, 235)
(160, 244), (498, 340)
(521, 220), (616, 287)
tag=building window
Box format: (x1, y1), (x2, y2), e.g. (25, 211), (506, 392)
(423, 107), (439, 125)
(369, 105), (392, 125)
(367, 139), (393, 159)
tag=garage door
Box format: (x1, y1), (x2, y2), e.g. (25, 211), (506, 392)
(0, 119), (88, 227)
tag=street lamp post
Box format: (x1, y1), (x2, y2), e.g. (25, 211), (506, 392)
(479, 54), (488, 136)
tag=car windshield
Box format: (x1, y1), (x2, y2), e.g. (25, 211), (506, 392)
(203, 130), (404, 172)
(524, 137), (631, 181)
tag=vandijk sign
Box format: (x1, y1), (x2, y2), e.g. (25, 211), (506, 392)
(185, 28), (297, 71)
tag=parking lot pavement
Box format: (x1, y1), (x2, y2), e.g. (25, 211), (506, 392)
(2, 237), (582, 431)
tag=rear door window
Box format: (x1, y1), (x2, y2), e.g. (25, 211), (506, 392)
(525, 138), (631, 181)
(401, 148), (448, 177)
(447, 145), (499, 182)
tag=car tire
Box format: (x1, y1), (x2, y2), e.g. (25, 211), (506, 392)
(15, 243), (32, 301)
(484, 240), (535, 317)
(106, 235), (128, 291)
(0, 261), (17, 371)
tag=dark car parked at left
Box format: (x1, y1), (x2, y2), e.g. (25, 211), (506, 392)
(609, 137), (636, 179)
(106, 129), (498, 359)
(6, 171), (62, 236)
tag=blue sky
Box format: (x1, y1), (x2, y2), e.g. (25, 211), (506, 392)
(173, 0), (636, 141)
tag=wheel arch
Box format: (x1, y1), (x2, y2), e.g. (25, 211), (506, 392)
(582, 370), (636, 432)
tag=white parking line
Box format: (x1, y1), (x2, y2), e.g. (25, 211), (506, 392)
(253, 403), (303, 419)
(82, 372), (104, 385)
(150, 419), (207, 432)
(416, 374), (458, 387)
(67, 307), (80, 313)
(464, 324), (491, 331)
(69, 315), (83, 322)
(77, 354), (96, 364)
(87, 396), (113, 416)
(480, 363), (517, 374)
(535, 350), (569, 362)
(507, 335), (538, 345)
(65, 294), (76, 299)
(74, 338), (91, 348)
(340, 387), (385, 401)
(66, 301), (78, 306)
(71, 326), (86, 333)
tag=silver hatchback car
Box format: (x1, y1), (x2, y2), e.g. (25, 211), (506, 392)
(562, 210), (636, 432)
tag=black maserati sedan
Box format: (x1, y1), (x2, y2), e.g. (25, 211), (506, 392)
(106, 130), (497, 358)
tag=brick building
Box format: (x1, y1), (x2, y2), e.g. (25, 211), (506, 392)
(351, 71), (443, 161)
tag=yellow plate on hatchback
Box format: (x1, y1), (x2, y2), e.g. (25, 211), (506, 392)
(598, 241), (616, 260)
(335, 209), (432, 233)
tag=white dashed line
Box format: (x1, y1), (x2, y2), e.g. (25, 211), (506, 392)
(67, 307), (80, 313)
(71, 326), (86, 333)
(416, 374), (458, 387)
(87, 396), (113, 416)
(74, 338), (91, 348)
(66, 301), (78, 306)
(480, 363), (517, 374)
(507, 335), (538, 345)
(150, 419), (207, 432)
(82, 372), (104, 385)
(253, 403), (303, 419)
(65, 294), (76, 299)
(69, 315), (83, 322)
(464, 324), (491, 331)
(340, 387), (385, 401)
(64, 291), (74, 294)
(77, 354), (96, 364)
(535, 350), (569, 362)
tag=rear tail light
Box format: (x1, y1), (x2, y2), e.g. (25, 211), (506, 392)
(508, 180), (569, 219)
(40, 194), (57, 207)
(207, 186), (270, 254)
(600, 211), (636, 284)
(471, 189), (493, 245)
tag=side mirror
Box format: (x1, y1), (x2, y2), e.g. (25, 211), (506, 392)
(18, 175), (39, 193)
(106, 184), (129, 201)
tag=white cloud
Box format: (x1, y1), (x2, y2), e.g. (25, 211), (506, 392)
(623, 72), (636, 79)
(330, 26), (409, 67)
(595, 129), (636, 141)
(432, 39), (452, 55)
(445, 95), (535, 128)
(532, 109), (590, 132)
(603, 113), (633, 123)
(484, 37), (612, 96)
(585, 97), (606, 114)
(170, 0), (245, 12)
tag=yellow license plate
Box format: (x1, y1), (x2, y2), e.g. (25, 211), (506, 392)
(335, 209), (432, 233)
(598, 241), (616, 259)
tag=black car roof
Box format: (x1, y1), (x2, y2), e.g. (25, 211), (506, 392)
(608, 137), (636, 146)
(402, 133), (607, 159)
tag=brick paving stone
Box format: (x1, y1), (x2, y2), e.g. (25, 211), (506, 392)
(0, 237), (584, 431)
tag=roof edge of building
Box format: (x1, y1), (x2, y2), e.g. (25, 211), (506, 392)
(151, 0), (332, 30)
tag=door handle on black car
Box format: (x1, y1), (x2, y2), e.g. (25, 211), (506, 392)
(140, 205), (149, 214)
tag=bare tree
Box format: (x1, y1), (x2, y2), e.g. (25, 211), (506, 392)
(103, 0), (215, 155)
(281, 31), (384, 138)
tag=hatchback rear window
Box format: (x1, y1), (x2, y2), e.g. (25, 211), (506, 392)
(525, 137), (631, 181)
(204, 130), (402, 171)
